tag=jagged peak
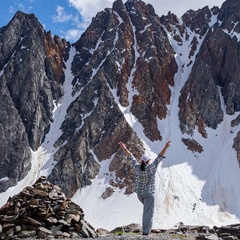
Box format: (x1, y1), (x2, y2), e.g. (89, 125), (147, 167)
(4, 10), (45, 42)
(125, 0), (148, 11)
(10, 10), (43, 29)
(14, 10), (37, 20)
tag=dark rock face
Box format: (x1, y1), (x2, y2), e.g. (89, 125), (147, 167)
(0, 11), (69, 192)
(177, 0), (240, 165)
(73, 0), (177, 140)
(0, 91), (31, 192)
(48, 0), (177, 197)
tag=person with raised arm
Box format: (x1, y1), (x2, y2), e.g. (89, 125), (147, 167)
(118, 140), (171, 235)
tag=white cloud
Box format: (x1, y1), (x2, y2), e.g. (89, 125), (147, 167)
(9, 6), (14, 14)
(61, 28), (84, 42)
(51, 4), (90, 42)
(68, 0), (113, 23)
(53, 5), (72, 23)
(16, 3), (32, 13)
(144, 0), (225, 17)
(55, 8), (89, 42)
(69, 13), (89, 30)
(62, 0), (114, 42)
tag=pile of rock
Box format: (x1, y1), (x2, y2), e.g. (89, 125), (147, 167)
(0, 176), (98, 239)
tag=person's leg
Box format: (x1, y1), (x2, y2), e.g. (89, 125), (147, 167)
(142, 193), (155, 235)
(137, 194), (144, 204)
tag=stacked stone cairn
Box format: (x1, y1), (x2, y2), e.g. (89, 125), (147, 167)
(0, 176), (98, 239)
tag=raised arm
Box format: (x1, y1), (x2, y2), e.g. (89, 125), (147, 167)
(118, 141), (131, 157)
(159, 140), (171, 156)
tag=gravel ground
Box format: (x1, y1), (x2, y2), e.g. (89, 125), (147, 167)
(85, 232), (219, 239)
(32, 231), (219, 239)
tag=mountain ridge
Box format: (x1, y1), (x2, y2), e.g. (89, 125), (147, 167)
(0, 0), (240, 231)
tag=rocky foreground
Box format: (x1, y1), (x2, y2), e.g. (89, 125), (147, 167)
(0, 177), (240, 239)
(93, 223), (240, 240)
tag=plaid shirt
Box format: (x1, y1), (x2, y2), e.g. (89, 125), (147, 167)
(129, 154), (165, 195)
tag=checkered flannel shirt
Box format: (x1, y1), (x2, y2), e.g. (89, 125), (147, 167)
(129, 154), (165, 195)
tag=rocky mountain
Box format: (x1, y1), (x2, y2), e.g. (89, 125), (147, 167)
(1, 0), (240, 230)
(0, 11), (70, 192)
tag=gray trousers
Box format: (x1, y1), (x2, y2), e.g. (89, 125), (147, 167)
(137, 193), (155, 235)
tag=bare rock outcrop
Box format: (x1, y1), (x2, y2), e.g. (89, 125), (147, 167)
(48, 0), (177, 197)
(177, 0), (240, 165)
(0, 11), (69, 192)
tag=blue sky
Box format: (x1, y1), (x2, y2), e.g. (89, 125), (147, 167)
(0, 0), (86, 42)
(0, 0), (225, 43)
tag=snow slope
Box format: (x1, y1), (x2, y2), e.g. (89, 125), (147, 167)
(71, 13), (240, 230)
(73, 13), (240, 230)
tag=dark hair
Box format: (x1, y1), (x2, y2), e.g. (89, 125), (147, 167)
(140, 161), (145, 171)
